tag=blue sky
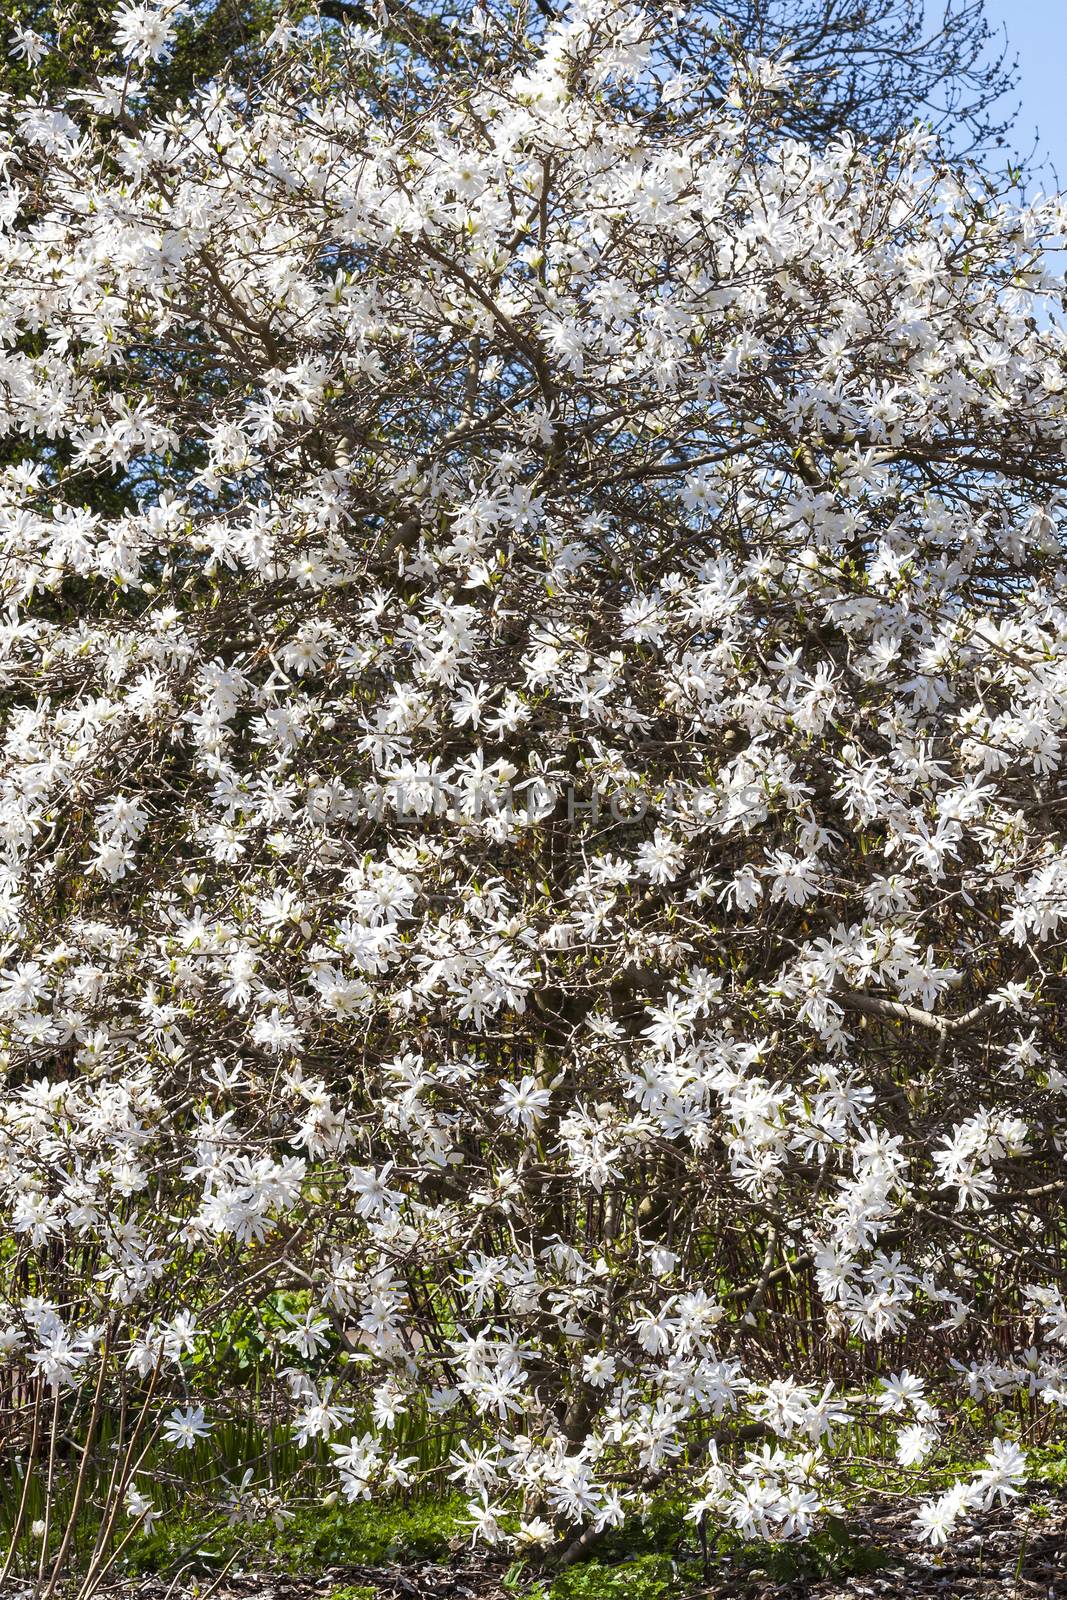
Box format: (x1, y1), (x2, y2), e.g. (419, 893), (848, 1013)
(984, 1), (1067, 185)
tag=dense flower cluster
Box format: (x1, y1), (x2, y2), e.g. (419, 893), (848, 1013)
(0, 0), (1064, 1574)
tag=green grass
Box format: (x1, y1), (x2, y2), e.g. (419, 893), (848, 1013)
(123, 1493), (467, 1578)
(4, 1421), (1063, 1593)
(543, 1507), (893, 1597)
(0, 1395), (462, 1582)
(1027, 1445), (1067, 1488)
(547, 1553), (677, 1600)
(270, 1496), (466, 1568)
(94, 1486), (898, 1597)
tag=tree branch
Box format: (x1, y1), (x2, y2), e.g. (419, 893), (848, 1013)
(836, 990), (1002, 1038)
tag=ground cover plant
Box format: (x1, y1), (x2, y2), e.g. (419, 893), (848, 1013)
(0, 0), (1064, 1591)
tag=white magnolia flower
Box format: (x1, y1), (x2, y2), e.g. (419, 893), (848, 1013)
(161, 1405), (211, 1450)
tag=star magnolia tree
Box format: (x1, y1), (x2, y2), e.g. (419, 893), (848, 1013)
(0, 0), (1065, 1582)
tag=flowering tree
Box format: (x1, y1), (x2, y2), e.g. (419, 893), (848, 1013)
(0, 0), (1064, 1586)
